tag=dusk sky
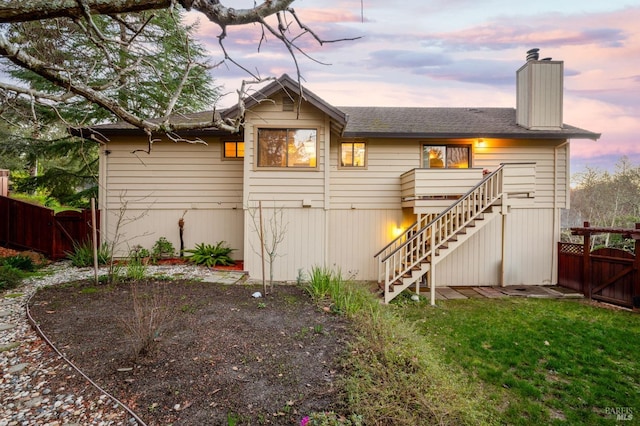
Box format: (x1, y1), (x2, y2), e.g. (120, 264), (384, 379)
(186, 0), (640, 179)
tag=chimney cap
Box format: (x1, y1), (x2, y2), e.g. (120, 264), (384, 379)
(526, 48), (540, 61)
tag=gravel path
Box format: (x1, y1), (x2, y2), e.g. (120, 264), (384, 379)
(0, 262), (246, 426)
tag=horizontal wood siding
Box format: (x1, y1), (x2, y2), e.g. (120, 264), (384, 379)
(330, 138), (419, 209)
(244, 99), (328, 208)
(502, 163), (536, 197)
(401, 168), (484, 199)
(327, 209), (404, 281)
(102, 136), (243, 210)
(104, 208), (243, 259)
(473, 139), (568, 208)
(243, 207), (325, 281)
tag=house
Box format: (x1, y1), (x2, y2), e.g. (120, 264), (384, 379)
(79, 50), (600, 303)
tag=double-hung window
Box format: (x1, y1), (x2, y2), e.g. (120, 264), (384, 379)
(423, 145), (470, 168)
(340, 141), (366, 167)
(257, 129), (317, 168)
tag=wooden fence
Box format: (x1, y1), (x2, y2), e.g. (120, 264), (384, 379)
(0, 195), (99, 260)
(558, 225), (640, 308)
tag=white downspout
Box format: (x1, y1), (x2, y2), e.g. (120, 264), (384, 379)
(324, 118), (331, 267)
(552, 141), (570, 284)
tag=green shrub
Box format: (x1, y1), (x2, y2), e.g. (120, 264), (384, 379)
(151, 237), (175, 262)
(185, 241), (235, 268)
(66, 240), (110, 267)
(1, 255), (36, 272)
(304, 266), (374, 316)
(126, 258), (147, 280)
(129, 245), (151, 261)
(0, 265), (24, 291)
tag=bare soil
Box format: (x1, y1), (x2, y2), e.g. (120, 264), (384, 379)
(28, 279), (352, 425)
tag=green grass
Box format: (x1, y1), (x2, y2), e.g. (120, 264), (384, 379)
(398, 297), (640, 425)
(303, 267), (494, 425)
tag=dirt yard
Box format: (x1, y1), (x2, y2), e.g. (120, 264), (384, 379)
(29, 279), (352, 425)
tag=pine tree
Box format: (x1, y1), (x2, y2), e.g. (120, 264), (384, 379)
(0, 9), (217, 207)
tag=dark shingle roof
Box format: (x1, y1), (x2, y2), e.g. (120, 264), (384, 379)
(338, 106), (600, 140)
(74, 75), (600, 141)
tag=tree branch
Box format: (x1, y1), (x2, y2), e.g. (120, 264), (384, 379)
(0, 0), (173, 23)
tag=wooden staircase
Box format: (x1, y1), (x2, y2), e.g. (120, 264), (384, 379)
(374, 165), (507, 304)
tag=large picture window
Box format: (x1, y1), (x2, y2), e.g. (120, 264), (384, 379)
(340, 142), (366, 167)
(423, 145), (470, 168)
(258, 128), (317, 168)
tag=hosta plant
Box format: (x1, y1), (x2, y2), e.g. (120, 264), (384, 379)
(184, 242), (235, 268)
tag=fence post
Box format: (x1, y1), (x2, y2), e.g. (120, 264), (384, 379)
(582, 221), (591, 299)
(634, 224), (640, 308)
(0, 170), (8, 197)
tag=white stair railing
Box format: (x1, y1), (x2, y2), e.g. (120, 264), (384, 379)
(375, 165), (505, 303)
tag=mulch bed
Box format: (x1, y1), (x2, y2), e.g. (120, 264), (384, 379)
(28, 279), (352, 425)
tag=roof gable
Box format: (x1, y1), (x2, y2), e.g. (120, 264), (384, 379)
(223, 74), (348, 134)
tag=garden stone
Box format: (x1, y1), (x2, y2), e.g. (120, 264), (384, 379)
(0, 323), (16, 331)
(8, 363), (29, 373)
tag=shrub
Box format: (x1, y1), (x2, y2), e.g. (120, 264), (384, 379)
(151, 237), (175, 262)
(1, 255), (36, 272)
(185, 241), (235, 268)
(0, 265), (24, 291)
(129, 245), (151, 262)
(126, 258), (147, 280)
(120, 283), (175, 359)
(67, 240), (110, 267)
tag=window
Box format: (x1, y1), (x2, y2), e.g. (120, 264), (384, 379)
(257, 128), (317, 168)
(422, 145), (470, 168)
(340, 142), (366, 167)
(224, 141), (244, 159)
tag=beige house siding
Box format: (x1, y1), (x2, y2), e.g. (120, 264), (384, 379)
(326, 209), (405, 281)
(330, 137), (419, 209)
(435, 208), (557, 286)
(503, 208), (557, 285)
(244, 207), (326, 281)
(434, 215), (503, 286)
(517, 61), (564, 130)
(473, 139), (569, 208)
(241, 97), (330, 280)
(243, 99), (328, 208)
(95, 88), (576, 287)
(99, 136), (244, 257)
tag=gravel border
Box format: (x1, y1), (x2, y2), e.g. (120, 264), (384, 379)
(1, 262), (244, 426)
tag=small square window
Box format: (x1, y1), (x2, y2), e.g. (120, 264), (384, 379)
(224, 141), (244, 159)
(341, 142), (366, 167)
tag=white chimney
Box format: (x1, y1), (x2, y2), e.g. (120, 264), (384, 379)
(516, 49), (564, 130)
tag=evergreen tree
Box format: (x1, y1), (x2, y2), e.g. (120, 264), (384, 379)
(0, 9), (217, 207)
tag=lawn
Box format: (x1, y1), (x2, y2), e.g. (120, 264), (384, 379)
(396, 296), (640, 425)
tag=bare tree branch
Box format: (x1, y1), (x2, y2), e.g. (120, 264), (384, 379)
(0, 0), (358, 143)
